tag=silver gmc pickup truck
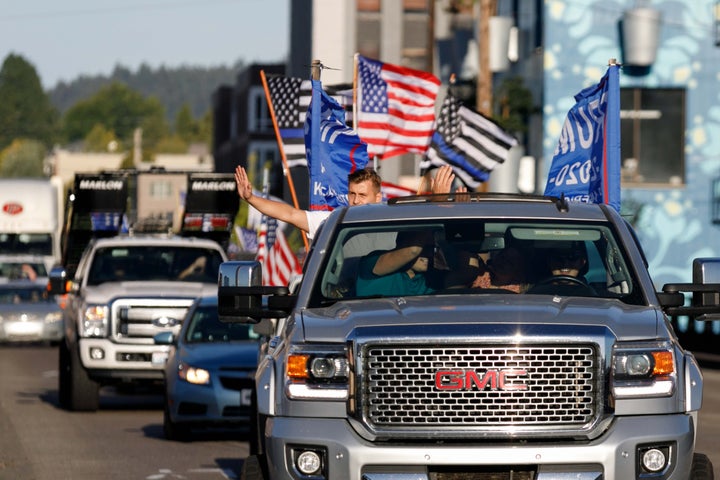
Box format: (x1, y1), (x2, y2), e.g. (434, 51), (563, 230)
(219, 193), (720, 480)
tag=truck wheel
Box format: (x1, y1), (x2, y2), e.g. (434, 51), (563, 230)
(58, 342), (71, 408)
(163, 402), (190, 441)
(691, 453), (714, 480)
(68, 344), (100, 412)
(248, 388), (265, 455)
(240, 454), (267, 480)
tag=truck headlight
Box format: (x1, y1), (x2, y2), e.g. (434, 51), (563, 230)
(178, 362), (211, 385)
(81, 305), (108, 337)
(612, 341), (676, 398)
(286, 345), (349, 400)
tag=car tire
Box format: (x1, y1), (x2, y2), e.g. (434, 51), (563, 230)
(67, 342), (100, 412)
(691, 453), (714, 480)
(163, 402), (190, 441)
(248, 388), (264, 455)
(240, 454), (267, 480)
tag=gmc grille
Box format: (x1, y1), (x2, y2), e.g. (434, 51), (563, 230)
(111, 298), (194, 343)
(361, 344), (598, 432)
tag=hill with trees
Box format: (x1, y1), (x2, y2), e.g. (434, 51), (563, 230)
(48, 61), (244, 123)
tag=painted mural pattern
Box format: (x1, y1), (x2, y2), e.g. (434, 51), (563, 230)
(543, 0), (720, 286)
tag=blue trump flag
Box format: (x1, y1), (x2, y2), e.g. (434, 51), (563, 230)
(544, 64), (621, 212)
(305, 79), (369, 210)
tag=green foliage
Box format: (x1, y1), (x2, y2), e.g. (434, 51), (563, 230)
(494, 77), (536, 134)
(48, 61), (243, 122)
(155, 135), (188, 154)
(0, 54), (60, 150)
(62, 82), (168, 143)
(84, 124), (121, 152)
(0, 139), (47, 177)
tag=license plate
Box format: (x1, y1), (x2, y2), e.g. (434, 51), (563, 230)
(151, 351), (169, 366)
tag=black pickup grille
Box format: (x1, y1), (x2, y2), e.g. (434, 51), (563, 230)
(362, 344), (598, 428)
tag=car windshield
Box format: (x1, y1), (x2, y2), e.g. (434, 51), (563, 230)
(0, 286), (53, 304)
(315, 219), (642, 305)
(183, 305), (259, 343)
(86, 246), (224, 285)
(0, 262), (47, 279)
(0, 233), (53, 256)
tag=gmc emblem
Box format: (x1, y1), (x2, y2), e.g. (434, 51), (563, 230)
(435, 369), (529, 391)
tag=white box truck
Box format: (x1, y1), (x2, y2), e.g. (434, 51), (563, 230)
(0, 177), (63, 280)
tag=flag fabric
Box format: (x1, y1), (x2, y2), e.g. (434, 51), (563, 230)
(381, 181), (415, 201)
(421, 90), (518, 189)
(235, 226), (258, 254)
(255, 214), (301, 286)
(305, 79), (369, 211)
(265, 75), (312, 169)
(356, 54), (441, 160)
(544, 64), (621, 212)
(265, 75), (354, 169)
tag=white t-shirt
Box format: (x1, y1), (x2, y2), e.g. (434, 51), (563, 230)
(306, 210), (331, 241)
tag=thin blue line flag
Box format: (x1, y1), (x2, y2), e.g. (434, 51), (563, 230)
(305, 79), (369, 211)
(544, 64), (621, 212)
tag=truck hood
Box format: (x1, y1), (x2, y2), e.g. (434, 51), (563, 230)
(299, 295), (663, 343)
(82, 281), (217, 302)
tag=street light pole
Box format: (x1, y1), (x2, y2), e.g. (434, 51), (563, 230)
(477, 0), (497, 117)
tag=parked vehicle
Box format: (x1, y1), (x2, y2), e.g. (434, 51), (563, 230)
(219, 193), (719, 480)
(154, 295), (260, 441)
(0, 281), (63, 344)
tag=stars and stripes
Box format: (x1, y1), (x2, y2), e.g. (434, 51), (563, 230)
(421, 90), (518, 189)
(255, 214), (301, 287)
(265, 75), (312, 169)
(356, 55), (441, 160)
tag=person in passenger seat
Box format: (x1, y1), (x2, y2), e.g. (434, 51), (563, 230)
(356, 230), (436, 297)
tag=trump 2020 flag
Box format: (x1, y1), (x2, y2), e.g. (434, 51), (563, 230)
(356, 54), (441, 160)
(544, 64), (621, 212)
(305, 79), (369, 210)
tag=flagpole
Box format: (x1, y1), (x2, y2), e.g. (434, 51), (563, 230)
(259, 69), (309, 251)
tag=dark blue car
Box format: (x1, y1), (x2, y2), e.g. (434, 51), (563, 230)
(154, 295), (259, 441)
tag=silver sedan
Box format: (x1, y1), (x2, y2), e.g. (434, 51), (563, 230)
(0, 281), (63, 344)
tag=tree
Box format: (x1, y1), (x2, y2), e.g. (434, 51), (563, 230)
(84, 124), (121, 152)
(62, 82), (168, 158)
(0, 139), (47, 177)
(0, 54), (60, 151)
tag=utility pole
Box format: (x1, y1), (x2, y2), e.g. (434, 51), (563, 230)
(477, 0), (497, 116)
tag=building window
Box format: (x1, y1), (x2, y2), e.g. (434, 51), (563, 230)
(248, 86), (272, 134)
(149, 181), (173, 199)
(620, 87), (685, 186)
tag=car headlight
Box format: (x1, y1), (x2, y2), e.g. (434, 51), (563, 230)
(285, 345), (349, 400)
(612, 341), (676, 398)
(45, 312), (63, 324)
(178, 362), (211, 385)
(81, 305), (108, 337)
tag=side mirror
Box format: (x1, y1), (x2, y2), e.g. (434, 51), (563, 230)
(218, 260), (294, 322)
(48, 266), (68, 295)
(153, 331), (175, 345)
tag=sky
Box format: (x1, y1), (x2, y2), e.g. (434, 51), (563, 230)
(0, 0), (289, 90)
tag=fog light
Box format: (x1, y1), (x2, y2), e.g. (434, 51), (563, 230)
(642, 448), (667, 472)
(296, 450), (321, 475)
(89, 347), (105, 360)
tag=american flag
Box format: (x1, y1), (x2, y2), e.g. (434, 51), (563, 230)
(265, 74), (353, 169)
(356, 55), (441, 160)
(265, 75), (312, 169)
(381, 181), (415, 201)
(255, 214), (301, 287)
(421, 90), (518, 189)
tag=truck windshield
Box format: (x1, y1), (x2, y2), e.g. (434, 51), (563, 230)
(86, 246), (224, 285)
(317, 220), (643, 305)
(0, 233), (53, 256)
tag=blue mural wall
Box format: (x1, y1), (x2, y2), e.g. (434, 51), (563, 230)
(543, 0), (720, 287)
